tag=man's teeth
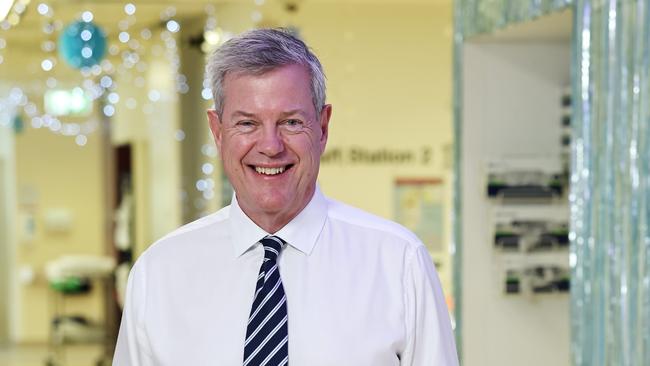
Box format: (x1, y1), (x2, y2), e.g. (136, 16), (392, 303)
(255, 166), (286, 175)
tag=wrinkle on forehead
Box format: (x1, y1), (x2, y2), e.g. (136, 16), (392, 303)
(222, 65), (316, 120)
(228, 109), (312, 121)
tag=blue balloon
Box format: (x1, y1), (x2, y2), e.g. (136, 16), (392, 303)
(58, 20), (107, 69)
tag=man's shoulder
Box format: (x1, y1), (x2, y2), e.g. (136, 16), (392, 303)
(159, 205), (230, 241)
(139, 205), (231, 260)
(325, 197), (421, 246)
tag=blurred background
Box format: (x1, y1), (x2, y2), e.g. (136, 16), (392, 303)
(2, 0), (649, 365)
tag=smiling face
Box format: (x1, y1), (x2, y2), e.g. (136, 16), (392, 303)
(207, 64), (332, 233)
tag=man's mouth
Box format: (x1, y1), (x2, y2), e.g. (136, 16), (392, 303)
(252, 165), (293, 176)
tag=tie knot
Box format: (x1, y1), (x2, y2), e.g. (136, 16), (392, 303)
(259, 235), (285, 262)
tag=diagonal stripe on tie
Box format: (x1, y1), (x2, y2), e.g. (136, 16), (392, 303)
(277, 355), (288, 366)
(243, 236), (289, 366)
(245, 329), (287, 366)
(245, 295), (286, 345)
(248, 268), (282, 325)
(259, 335), (288, 365)
(244, 314), (288, 363)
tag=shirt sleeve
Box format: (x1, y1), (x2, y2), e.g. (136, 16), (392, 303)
(401, 245), (459, 366)
(113, 259), (155, 366)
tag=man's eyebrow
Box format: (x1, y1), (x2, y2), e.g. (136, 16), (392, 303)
(230, 110), (257, 119)
(279, 109), (310, 119)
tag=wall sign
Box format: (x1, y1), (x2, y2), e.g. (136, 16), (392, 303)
(321, 146), (433, 165)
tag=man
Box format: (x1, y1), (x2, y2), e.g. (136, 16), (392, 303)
(114, 28), (458, 365)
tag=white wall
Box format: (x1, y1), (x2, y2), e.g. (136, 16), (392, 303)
(461, 41), (571, 366)
(13, 112), (107, 342)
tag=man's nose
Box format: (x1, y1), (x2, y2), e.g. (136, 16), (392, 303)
(257, 126), (285, 157)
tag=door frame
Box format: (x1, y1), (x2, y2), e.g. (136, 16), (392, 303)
(0, 124), (17, 344)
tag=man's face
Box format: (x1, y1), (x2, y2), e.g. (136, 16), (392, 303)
(208, 64), (331, 231)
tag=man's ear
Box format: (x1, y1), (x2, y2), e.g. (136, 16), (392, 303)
(319, 104), (332, 154)
(207, 109), (222, 151)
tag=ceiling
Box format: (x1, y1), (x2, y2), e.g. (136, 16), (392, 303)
(3, 0), (216, 48)
(2, 0), (444, 47)
(0, 0), (443, 64)
(0, 0), (256, 82)
(0, 0), (447, 84)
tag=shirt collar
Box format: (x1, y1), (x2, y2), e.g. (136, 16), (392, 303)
(229, 185), (328, 258)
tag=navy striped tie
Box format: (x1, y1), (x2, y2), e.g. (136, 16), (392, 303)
(243, 236), (289, 366)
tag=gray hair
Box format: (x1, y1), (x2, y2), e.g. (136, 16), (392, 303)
(206, 28), (326, 118)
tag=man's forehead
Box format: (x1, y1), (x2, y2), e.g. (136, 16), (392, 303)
(223, 64), (309, 83)
(220, 64), (315, 118)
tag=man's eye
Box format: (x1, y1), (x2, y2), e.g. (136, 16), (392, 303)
(282, 119), (304, 131)
(235, 120), (256, 130)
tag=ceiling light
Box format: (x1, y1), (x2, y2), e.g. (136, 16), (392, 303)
(124, 3), (135, 15)
(204, 30), (221, 45)
(166, 20), (180, 33)
(0, 0), (16, 22)
(81, 10), (93, 22)
(37, 3), (48, 15)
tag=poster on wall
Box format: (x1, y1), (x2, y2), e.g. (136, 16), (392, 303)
(393, 178), (444, 253)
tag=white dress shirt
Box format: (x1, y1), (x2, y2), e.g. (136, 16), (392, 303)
(114, 187), (458, 365)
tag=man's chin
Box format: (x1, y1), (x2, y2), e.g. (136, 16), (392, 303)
(258, 201), (294, 216)
(242, 194), (292, 214)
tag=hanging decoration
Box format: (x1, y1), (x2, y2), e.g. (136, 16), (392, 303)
(58, 18), (106, 69)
